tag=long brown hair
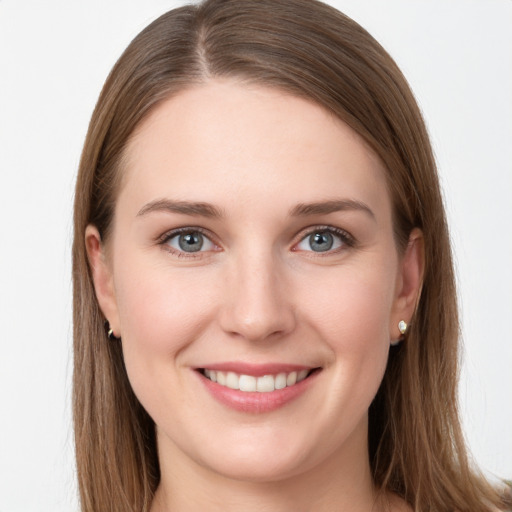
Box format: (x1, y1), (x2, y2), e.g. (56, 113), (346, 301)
(72, 1), (507, 510)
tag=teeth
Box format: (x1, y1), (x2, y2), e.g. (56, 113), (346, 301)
(226, 372), (239, 390)
(239, 375), (257, 392)
(297, 369), (309, 382)
(275, 373), (287, 390)
(202, 368), (313, 392)
(286, 371), (297, 386)
(216, 371), (226, 386)
(257, 374), (275, 392)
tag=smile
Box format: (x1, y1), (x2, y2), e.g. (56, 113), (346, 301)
(201, 368), (311, 392)
(196, 364), (321, 413)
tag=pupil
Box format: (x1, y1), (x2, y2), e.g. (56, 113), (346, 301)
(310, 232), (333, 252)
(178, 232), (203, 252)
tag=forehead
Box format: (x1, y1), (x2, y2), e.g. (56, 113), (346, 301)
(119, 80), (390, 219)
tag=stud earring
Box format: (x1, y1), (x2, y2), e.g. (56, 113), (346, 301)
(106, 322), (119, 340)
(398, 320), (408, 335)
(391, 320), (408, 346)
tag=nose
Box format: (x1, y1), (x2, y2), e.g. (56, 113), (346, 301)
(218, 250), (296, 343)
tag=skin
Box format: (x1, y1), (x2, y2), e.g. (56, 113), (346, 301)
(87, 80), (422, 512)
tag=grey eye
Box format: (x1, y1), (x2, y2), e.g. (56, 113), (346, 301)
(178, 232), (204, 252)
(166, 231), (215, 253)
(308, 232), (334, 252)
(296, 230), (344, 253)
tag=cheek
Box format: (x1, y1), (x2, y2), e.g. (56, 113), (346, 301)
(301, 262), (396, 349)
(298, 261), (395, 405)
(112, 255), (218, 374)
(111, 257), (225, 423)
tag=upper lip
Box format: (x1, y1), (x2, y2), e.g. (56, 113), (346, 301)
(195, 362), (317, 377)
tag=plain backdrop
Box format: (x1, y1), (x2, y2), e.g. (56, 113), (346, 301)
(0, 1), (511, 511)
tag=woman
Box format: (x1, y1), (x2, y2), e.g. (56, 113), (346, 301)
(72, 0), (510, 510)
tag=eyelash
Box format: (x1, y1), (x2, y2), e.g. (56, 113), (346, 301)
(157, 227), (219, 258)
(293, 225), (355, 255)
(157, 225), (356, 257)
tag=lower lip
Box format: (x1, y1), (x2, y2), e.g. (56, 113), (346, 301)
(196, 370), (320, 413)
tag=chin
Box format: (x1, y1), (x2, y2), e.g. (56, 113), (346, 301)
(200, 450), (313, 484)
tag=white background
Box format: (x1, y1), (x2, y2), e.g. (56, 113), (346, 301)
(0, 1), (511, 511)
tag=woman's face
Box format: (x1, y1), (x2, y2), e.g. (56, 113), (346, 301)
(88, 80), (422, 482)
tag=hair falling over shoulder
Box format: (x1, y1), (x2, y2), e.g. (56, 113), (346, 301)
(72, 0), (511, 511)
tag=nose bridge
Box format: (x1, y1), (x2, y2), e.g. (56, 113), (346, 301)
(220, 244), (295, 342)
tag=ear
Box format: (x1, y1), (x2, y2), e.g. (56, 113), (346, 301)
(390, 228), (424, 341)
(85, 225), (121, 338)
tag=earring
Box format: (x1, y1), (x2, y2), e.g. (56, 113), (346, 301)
(398, 320), (408, 335)
(106, 322), (118, 340)
(391, 320), (408, 346)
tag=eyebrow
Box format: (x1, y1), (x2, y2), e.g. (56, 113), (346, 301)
(136, 198), (375, 220)
(137, 199), (224, 218)
(289, 199), (375, 220)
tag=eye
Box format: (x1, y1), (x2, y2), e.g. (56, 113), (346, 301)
(294, 227), (352, 253)
(163, 229), (217, 254)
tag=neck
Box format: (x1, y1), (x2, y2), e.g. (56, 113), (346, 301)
(151, 422), (381, 512)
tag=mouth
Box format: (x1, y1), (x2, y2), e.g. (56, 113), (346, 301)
(198, 367), (319, 393)
(194, 362), (322, 412)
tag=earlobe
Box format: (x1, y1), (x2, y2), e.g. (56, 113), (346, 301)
(391, 228), (424, 341)
(85, 225), (120, 337)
